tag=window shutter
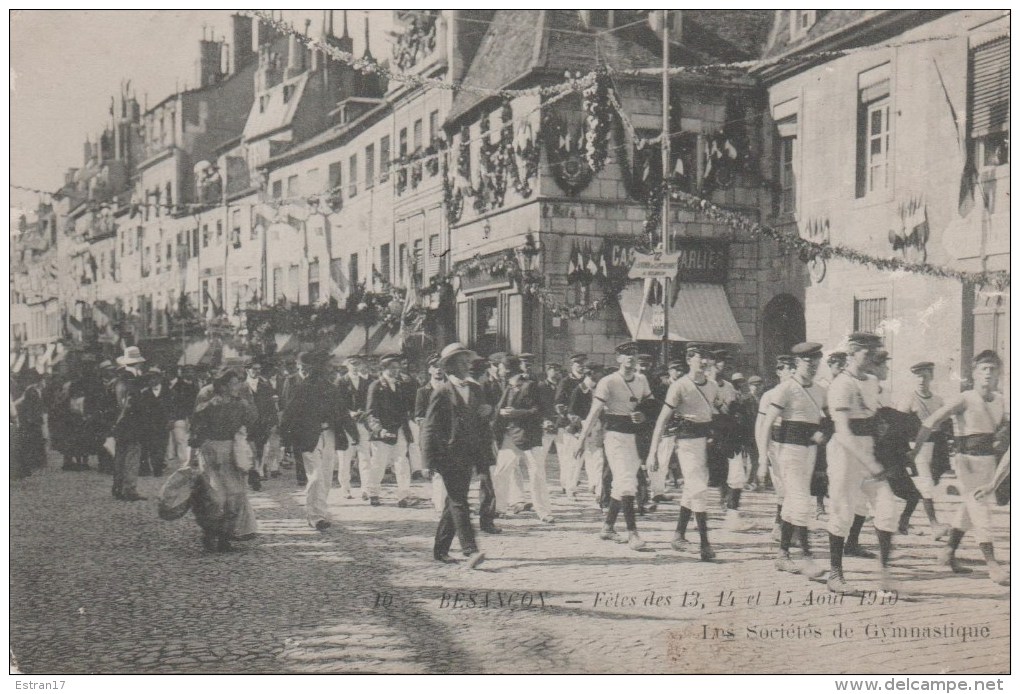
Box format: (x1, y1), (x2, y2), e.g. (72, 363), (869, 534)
(457, 300), (471, 345)
(969, 36), (1009, 137)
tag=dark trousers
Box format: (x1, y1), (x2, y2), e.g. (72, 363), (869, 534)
(477, 467), (496, 528)
(434, 465), (478, 558)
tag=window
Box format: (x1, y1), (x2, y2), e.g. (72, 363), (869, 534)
(272, 179), (283, 199)
(429, 110), (439, 144)
(166, 242), (172, 269)
(259, 95), (268, 113)
(348, 155), (358, 197)
(413, 119), (423, 153)
(380, 136), (391, 181)
(202, 279), (210, 315)
(399, 128), (408, 158)
(283, 84), (295, 103)
(202, 224), (209, 248)
(426, 233), (440, 278)
(308, 260), (320, 304)
(790, 10), (817, 39)
(379, 243), (391, 284)
(968, 35), (1009, 169)
(192, 228), (200, 257)
(231, 210), (242, 248)
(307, 168), (319, 192)
(216, 220), (223, 245)
(349, 252), (359, 287)
(288, 265), (300, 302)
(776, 116), (797, 215)
(165, 182), (173, 210)
(853, 297), (887, 333)
(855, 66), (891, 198)
(398, 242), (407, 283)
(272, 267), (283, 303)
(365, 144), (375, 189)
(287, 174), (300, 198)
(100, 252), (106, 279)
(328, 161), (342, 192)
(477, 296), (499, 336)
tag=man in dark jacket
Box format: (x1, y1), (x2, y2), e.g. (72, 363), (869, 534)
(365, 354), (414, 507)
(241, 357), (278, 487)
(111, 346), (148, 500)
(137, 367), (172, 477)
(280, 351), (354, 530)
(167, 365), (199, 468)
(492, 355), (553, 523)
(416, 354), (448, 516)
(555, 353), (587, 494)
(281, 360), (307, 485)
(341, 355), (374, 496)
(423, 343), (492, 568)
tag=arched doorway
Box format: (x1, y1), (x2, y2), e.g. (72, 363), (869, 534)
(761, 294), (805, 385)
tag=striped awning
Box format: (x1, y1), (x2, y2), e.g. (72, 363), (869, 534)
(331, 324), (402, 359)
(179, 339), (219, 366)
(275, 333), (300, 354)
(619, 281), (744, 344)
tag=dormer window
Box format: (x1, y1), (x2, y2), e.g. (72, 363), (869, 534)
(283, 84), (296, 104)
(790, 10), (817, 40)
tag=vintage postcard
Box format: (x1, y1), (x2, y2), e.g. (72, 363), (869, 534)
(9, 9), (1010, 678)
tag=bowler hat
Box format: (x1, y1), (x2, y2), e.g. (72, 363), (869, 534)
(116, 346), (146, 366)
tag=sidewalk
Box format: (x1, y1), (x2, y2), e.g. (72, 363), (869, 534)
(9, 450), (1010, 673)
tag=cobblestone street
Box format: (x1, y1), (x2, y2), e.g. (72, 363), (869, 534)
(10, 450), (1010, 674)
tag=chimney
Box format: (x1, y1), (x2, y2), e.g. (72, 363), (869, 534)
(83, 138), (92, 165)
(199, 38), (224, 86)
(286, 33), (304, 77)
(362, 14), (373, 61)
(232, 14), (254, 72)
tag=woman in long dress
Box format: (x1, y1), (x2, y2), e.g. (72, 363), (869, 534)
(189, 369), (257, 552)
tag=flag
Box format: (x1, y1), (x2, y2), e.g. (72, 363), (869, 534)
(672, 154), (684, 177)
(567, 240), (579, 283)
(596, 241), (608, 279)
(724, 139), (738, 160)
(586, 241), (599, 276)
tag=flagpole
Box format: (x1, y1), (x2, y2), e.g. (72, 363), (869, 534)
(660, 9), (671, 366)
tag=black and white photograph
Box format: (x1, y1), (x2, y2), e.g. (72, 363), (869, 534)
(8, 8), (1011, 680)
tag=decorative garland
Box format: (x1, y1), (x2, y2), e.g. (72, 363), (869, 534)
(582, 69), (614, 173)
(667, 185), (1011, 290)
(542, 70), (614, 196)
(392, 11), (438, 71)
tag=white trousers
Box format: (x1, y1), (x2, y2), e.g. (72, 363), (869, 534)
(353, 421), (373, 488)
(406, 421), (424, 472)
(952, 454), (997, 543)
(304, 429), (335, 526)
(909, 442), (936, 499)
(826, 435), (900, 537)
(556, 429), (579, 490)
(431, 472), (449, 519)
(582, 444), (605, 498)
(777, 443), (816, 527)
(167, 420), (190, 467)
(727, 450), (748, 489)
(494, 439), (552, 518)
(650, 436), (676, 496)
(604, 431), (641, 500)
(767, 441), (785, 502)
(675, 437), (709, 512)
(368, 439), (411, 499)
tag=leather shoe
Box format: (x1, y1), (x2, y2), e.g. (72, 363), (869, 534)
(434, 554), (460, 564)
(480, 525), (502, 534)
(315, 520), (332, 531)
(844, 544), (876, 559)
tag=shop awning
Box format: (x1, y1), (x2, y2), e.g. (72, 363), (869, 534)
(331, 324), (402, 359)
(178, 339), (219, 366)
(619, 281), (744, 344)
(275, 333), (300, 354)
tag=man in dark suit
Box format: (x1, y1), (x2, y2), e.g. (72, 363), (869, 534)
(416, 354), (448, 517)
(280, 351), (355, 530)
(493, 355), (554, 523)
(281, 360), (307, 485)
(422, 343), (493, 568)
(366, 353), (414, 507)
(341, 355), (374, 497)
(137, 367), (172, 477)
(241, 357), (278, 487)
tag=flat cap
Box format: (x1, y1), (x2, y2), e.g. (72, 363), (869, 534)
(747, 375), (763, 385)
(379, 353), (403, 366)
(615, 341), (640, 356)
(973, 350), (1002, 367)
(847, 332), (882, 349)
(299, 351), (329, 367)
(685, 343), (714, 358)
(569, 353), (588, 363)
(98, 359), (115, 370)
(730, 372), (746, 383)
(667, 360), (686, 370)
(518, 352), (536, 361)
(545, 362), (562, 370)
(426, 353), (441, 367)
(637, 353), (655, 363)
(488, 351), (507, 363)
(826, 351), (848, 365)
(712, 349), (730, 360)
(910, 361), (935, 373)
(791, 342), (824, 359)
